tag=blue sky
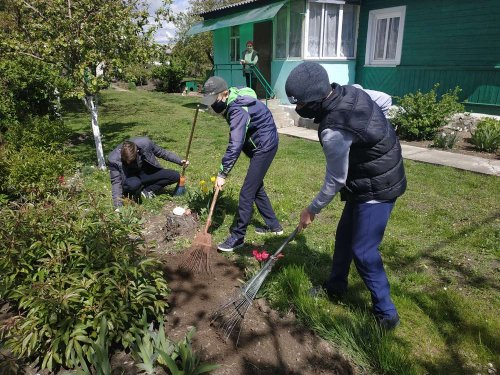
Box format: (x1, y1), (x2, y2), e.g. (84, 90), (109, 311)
(149, 0), (191, 45)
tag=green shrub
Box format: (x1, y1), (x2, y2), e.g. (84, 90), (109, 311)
(152, 64), (184, 93)
(5, 116), (71, 151)
(432, 131), (458, 150)
(392, 85), (464, 141)
(0, 57), (66, 133)
(2, 146), (74, 199)
(128, 81), (137, 90)
(470, 117), (500, 153)
(0, 192), (170, 371)
(121, 64), (151, 86)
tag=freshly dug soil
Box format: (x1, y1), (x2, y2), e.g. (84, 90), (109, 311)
(145, 203), (355, 375)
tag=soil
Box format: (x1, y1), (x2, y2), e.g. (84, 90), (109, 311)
(136, 203), (355, 375)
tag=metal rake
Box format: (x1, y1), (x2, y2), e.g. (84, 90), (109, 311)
(210, 227), (298, 344)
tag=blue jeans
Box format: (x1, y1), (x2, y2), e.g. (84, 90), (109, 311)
(324, 200), (398, 319)
(231, 145), (280, 240)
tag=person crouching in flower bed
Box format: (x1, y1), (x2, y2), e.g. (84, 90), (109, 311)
(108, 136), (189, 208)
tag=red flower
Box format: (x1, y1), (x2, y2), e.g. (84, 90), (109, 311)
(58, 175), (65, 185)
(261, 250), (269, 261)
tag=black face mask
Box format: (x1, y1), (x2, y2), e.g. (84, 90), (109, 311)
(211, 99), (227, 114)
(295, 100), (323, 119)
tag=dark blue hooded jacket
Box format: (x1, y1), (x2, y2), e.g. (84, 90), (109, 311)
(218, 89), (279, 177)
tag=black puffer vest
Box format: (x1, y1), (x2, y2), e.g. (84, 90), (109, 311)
(317, 84), (406, 201)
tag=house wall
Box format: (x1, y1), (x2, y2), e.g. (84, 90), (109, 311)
(272, 60), (356, 103)
(356, 0), (500, 114)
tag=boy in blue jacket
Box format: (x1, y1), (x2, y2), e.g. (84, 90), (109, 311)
(201, 76), (282, 252)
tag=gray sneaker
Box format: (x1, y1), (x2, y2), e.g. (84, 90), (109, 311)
(255, 225), (284, 235)
(141, 190), (156, 199)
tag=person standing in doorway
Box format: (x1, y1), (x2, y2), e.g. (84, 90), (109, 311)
(241, 41), (258, 91)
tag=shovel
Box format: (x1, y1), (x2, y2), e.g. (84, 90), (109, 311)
(175, 105), (199, 195)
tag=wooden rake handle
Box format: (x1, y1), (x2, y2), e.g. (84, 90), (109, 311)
(181, 105), (200, 177)
(204, 184), (221, 234)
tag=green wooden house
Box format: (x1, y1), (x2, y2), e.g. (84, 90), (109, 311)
(188, 0), (500, 114)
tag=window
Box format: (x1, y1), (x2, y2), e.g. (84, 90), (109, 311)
(274, 0), (305, 59)
(230, 26), (240, 62)
(365, 6), (406, 66)
(305, 1), (359, 59)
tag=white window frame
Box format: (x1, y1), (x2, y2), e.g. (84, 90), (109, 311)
(303, 0), (359, 60)
(365, 6), (406, 66)
(229, 26), (240, 62)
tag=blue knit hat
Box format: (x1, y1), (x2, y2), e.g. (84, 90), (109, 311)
(285, 62), (331, 104)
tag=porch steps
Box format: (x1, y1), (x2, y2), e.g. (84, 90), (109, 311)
(264, 99), (319, 130)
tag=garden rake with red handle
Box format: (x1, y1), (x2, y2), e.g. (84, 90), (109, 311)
(175, 105), (200, 196)
(210, 227), (299, 345)
(179, 184), (221, 274)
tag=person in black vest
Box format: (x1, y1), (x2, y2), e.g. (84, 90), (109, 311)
(285, 62), (406, 330)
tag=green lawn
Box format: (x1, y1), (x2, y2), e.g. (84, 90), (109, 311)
(65, 88), (500, 374)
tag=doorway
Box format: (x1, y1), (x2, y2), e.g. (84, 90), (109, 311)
(252, 20), (273, 98)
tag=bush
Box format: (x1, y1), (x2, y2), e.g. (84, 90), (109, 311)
(2, 146), (74, 199)
(121, 64), (151, 86)
(5, 116), (71, 151)
(392, 85), (464, 141)
(152, 64), (184, 93)
(470, 118), (500, 153)
(432, 131), (458, 150)
(0, 192), (170, 371)
(0, 57), (66, 134)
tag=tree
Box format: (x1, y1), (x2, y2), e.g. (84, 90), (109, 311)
(0, 0), (172, 169)
(171, 0), (240, 79)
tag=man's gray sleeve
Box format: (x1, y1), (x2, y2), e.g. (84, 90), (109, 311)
(363, 89), (392, 117)
(308, 129), (353, 214)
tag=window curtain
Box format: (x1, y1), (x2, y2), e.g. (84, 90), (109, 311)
(340, 4), (356, 57)
(323, 3), (339, 57)
(276, 6), (287, 58)
(386, 17), (400, 59)
(289, 0), (304, 57)
(307, 2), (322, 57)
(374, 18), (387, 60)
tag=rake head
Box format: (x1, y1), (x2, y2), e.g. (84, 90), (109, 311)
(179, 231), (213, 274)
(210, 260), (275, 344)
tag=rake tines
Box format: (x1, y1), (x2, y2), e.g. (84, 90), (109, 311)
(211, 264), (274, 344)
(211, 228), (298, 345)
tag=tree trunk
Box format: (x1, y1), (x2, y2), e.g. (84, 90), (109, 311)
(84, 95), (106, 170)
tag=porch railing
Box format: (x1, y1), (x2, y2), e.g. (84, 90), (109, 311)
(213, 63), (275, 105)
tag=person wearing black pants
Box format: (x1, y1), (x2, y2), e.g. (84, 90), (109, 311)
(285, 62), (406, 331)
(201, 76), (282, 252)
(108, 136), (188, 208)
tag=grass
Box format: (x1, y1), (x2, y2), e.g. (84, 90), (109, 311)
(65, 88), (500, 374)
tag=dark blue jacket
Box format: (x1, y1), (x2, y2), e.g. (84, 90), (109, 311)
(317, 84), (406, 201)
(219, 92), (279, 177)
(108, 136), (182, 206)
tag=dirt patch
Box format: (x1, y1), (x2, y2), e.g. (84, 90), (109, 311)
(146, 203), (355, 375)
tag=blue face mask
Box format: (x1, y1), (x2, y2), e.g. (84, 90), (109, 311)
(211, 99), (227, 114)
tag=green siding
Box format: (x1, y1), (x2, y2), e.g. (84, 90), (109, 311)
(356, 0), (500, 113)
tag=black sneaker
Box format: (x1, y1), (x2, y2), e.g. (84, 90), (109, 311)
(376, 313), (400, 331)
(217, 236), (244, 252)
(255, 225), (284, 235)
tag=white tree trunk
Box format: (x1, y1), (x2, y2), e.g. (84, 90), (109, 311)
(84, 95), (106, 170)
